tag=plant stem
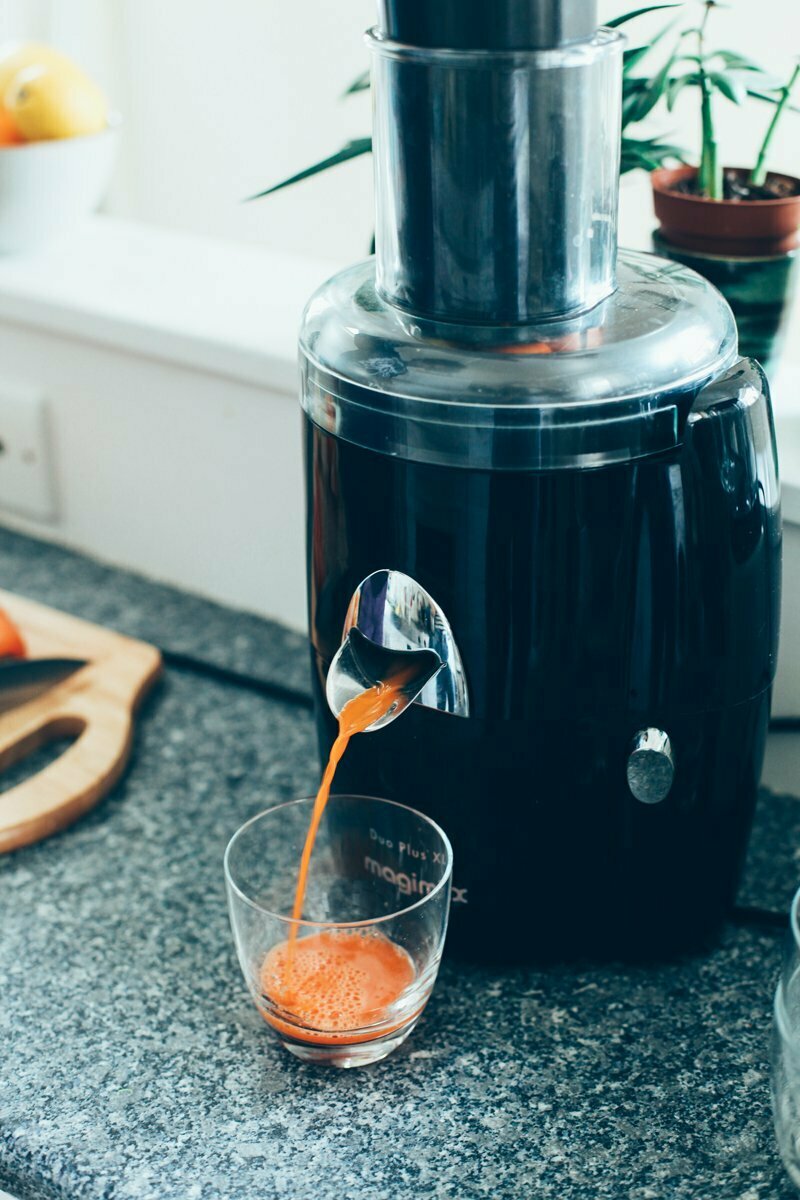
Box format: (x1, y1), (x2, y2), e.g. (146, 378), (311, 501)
(750, 61), (800, 187)
(696, 2), (723, 199)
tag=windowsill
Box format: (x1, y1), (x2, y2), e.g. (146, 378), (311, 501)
(0, 215), (343, 393)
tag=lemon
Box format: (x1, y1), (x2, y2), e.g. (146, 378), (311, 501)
(0, 42), (77, 101)
(6, 62), (108, 140)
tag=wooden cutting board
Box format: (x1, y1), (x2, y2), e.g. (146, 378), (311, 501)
(0, 589), (162, 853)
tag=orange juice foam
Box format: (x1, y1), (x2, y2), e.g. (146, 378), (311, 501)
(261, 929), (415, 1045)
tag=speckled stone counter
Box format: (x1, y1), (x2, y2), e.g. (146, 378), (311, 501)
(0, 528), (798, 1200)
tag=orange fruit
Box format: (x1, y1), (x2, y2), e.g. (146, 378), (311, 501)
(0, 607), (25, 657)
(0, 105), (23, 145)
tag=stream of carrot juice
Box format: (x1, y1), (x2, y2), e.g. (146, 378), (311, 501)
(260, 665), (419, 1045)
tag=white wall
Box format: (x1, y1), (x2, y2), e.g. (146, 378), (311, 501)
(0, 302), (308, 628)
(2, 1), (798, 263)
(0, 216), (330, 627)
(0, 0), (49, 40)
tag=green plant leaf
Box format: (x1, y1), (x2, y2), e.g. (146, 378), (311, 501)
(621, 135), (686, 173)
(666, 71), (702, 109)
(623, 44), (655, 73)
(343, 70), (370, 96)
(709, 70), (746, 103)
(747, 87), (800, 113)
(622, 15), (681, 75)
(628, 41), (682, 120)
(620, 151), (658, 172)
(606, 4), (682, 28)
(751, 59), (800, 185)
(621, 77), (648, 123)
(622, 75), (649, 94)
(248, 137), (373, 201)
(712, 50), (764, 71)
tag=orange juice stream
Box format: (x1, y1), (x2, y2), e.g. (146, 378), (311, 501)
(262, 664), (419, 1043)
(289, 665), (417, 935)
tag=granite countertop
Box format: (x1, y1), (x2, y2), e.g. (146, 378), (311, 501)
(0, 528), (798, 1200)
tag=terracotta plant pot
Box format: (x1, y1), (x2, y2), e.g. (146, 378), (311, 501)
(652, 165), (800, 257)
(651, 166), (800, 372)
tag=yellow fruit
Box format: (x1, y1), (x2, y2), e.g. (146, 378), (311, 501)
(6, 63), (108, 141)
(0, 42), (78, 101)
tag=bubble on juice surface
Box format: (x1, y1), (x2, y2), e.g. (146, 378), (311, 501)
(261, 929), (415, 1032)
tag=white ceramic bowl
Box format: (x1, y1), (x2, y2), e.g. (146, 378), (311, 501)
(0, 119), (119, 254)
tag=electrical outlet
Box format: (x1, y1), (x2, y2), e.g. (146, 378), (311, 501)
(0, 385), (56, 521)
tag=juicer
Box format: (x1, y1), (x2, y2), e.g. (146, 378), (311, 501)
(298, 0), (781, 959)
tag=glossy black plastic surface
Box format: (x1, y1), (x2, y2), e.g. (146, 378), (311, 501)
(304, 361), (780, 961)
(377, 0), (598, 50)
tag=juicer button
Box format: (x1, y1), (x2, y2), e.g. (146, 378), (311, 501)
(626, 729), (675, 805)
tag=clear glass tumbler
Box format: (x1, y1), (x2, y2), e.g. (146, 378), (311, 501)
(224, 794), (453, 1068)
(772, 886), (800, 1187)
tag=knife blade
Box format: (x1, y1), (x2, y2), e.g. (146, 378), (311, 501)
(0, 657), (88, 714)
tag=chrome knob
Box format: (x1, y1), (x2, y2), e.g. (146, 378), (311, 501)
(626, 728), (675, 805)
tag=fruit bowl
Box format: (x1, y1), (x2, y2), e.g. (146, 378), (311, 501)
(0, 116), (119, 254)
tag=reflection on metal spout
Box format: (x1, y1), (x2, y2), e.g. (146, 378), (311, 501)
(326, 628), (443, 732)
(337, 569), (470, 720)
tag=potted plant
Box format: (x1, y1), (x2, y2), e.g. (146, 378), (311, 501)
(646, 1), (800, 369)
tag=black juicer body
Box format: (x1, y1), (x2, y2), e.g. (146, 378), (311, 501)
(305, 359), (779, 960)
(299, 0), (782, 961)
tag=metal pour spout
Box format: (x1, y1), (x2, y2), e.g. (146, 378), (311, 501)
(325, 569), (470, 733)
(326, 628), (442, 733)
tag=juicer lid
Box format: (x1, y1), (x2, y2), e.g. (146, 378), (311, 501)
(300, 249), (738, 471)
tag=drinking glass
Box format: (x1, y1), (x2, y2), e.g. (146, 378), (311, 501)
(224, 794), (453, 1068)
(772, 886), (800, 1187)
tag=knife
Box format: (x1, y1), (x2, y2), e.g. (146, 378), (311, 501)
(0, 657), (88, 714)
